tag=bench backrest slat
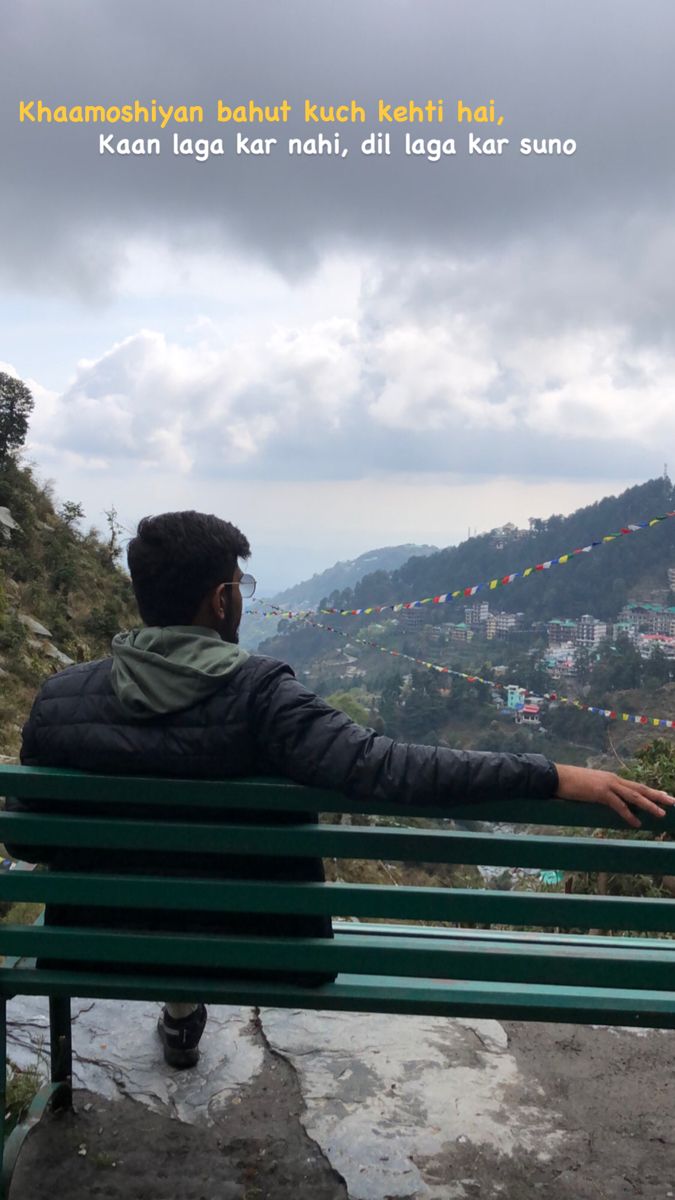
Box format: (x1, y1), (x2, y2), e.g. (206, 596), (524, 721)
(1, 764), (671, 831)
(2, 810), (675, 874)
(0, 871), (674, 933)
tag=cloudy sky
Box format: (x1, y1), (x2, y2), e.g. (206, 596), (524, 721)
(2, 0), (675, 591)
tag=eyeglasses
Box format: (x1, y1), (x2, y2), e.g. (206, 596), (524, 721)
(221, 573), (256, 599)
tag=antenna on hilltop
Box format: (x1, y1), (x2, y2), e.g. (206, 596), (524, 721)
(664, 463), (669, 479)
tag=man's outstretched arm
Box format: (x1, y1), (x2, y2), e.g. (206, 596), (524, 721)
(249, 658), (675, 824)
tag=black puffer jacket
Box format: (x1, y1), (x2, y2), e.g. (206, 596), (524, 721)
(19, 653), (558, 799)
(12, 653), (559, 981)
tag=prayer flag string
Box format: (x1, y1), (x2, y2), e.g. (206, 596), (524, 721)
(258, 510), (675, 621)
(249, 609), (675, 730)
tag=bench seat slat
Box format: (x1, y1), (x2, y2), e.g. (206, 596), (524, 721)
(340, 922), (675, 950)
(3, 926), (675, 990)
(1, 873), (675, 934)
(3, 812), (675, 873)
(4, 966), (675, 1028)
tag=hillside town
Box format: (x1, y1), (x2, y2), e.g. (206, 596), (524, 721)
(443, 593), (675, 668)
(405, 591), (675, 731)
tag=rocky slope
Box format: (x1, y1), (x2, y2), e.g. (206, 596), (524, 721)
(0, 458), (136, 756)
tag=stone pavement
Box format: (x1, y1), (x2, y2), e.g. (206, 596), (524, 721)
(7, 996), (675, 1199)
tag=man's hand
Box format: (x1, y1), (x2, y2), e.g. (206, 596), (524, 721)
(554, 763), (675, 828)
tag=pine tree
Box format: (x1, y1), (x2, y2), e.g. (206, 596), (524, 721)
(0, 373), (34, 462)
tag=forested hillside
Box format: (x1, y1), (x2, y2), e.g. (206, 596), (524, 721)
(258, 477), (675, 762)
(325, 477), (675, 619)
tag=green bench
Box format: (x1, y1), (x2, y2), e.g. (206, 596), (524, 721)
(2, 762), (675, 1195)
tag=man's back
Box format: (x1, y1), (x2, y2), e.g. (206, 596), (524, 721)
(13, 650), (336, 982)
(20, 651), (287, 782)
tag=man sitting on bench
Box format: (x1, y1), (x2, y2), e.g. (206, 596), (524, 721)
(14, 511), (674, 1067)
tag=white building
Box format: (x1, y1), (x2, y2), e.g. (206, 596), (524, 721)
(465, 601), (490, 626)
(515, 704), (541, 727)
(636, 634), (675, 660)
(575, 615), (607, 648)
(542, 643), (576, 678)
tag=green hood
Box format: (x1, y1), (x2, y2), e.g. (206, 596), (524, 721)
(110, 626), (248, 719)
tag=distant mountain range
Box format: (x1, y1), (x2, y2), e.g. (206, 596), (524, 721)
(270, 544), (439, 610)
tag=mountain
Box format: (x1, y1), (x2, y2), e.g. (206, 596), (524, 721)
(271, 544), (439, 610)
(324, 477), (675, 622)
(0, 458), (136, 757)
(258, 477), (675, 680)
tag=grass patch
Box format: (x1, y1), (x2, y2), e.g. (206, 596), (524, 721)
(0, 900), (44, 927)
(5, 1059), (45, 1133)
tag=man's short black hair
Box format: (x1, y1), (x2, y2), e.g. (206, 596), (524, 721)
(127, 511), (251, 626)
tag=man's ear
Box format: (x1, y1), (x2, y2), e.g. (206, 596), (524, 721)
(210, 583), (227, 620)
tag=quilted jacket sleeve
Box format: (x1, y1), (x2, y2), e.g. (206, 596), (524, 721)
(248, 657), (559, 807)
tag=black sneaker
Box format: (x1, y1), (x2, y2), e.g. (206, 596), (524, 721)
(157, 1004), (207, 1069)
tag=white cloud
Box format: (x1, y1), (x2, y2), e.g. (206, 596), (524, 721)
(24, 295), (674, 489)
(514, 332), (675, 444)
(25, 317), (363, 472)
(367, 320), (505, 431)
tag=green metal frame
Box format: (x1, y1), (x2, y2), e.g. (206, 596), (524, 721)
(0, 956), (71, 1199)
(1, 1080), (71, 1199)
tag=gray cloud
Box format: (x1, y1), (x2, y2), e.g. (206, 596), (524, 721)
(3, 0), (675, 296)
(4, 0), (674, 517)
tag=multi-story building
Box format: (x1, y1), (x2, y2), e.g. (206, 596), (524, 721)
(575, 615), (607, 648)
(464, 601), (490, 626)
(547, 618), (577, 645)
(449, 622), (473, 642)
(618, 603), (675, 637)
(483, 610), (524, 640)
(495, 611), (522, 635)
(542, 644), (576, 678)
(400, 608), (424, 633)
(490, 523), (528, 549)
(650, 610), (674, 635)
(506, 684), (526, 710)
(612, 621), (637, 643)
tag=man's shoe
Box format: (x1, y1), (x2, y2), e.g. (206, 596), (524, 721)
(157, 1003), (207, 1068)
